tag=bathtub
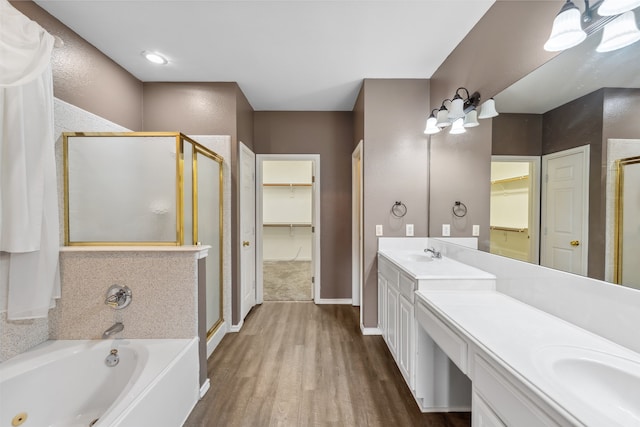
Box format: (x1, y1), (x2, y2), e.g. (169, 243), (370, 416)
(0, 338), (199, 427)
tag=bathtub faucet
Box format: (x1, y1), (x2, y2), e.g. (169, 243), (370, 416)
(102, 322), (124, 339)
(424, 247), (442, 259)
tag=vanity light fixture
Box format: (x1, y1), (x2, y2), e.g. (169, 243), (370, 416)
(424, 87), (496, 136)
(544, 0), (587, 51)
(141, 50), (168, 65)
(424, 109), (441, 134)
(544, 0), (640, 52)
(449, 118), (466, 135)
(596, 10), (640, 51)
(598, 0), (640, 16)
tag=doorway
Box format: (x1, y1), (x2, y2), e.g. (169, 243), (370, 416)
(490, 156), (540, 264)
(256, 155), (320, 303)
(541, 145), (589, 275)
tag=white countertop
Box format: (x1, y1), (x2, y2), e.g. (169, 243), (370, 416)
(379, 249), (495, 281)
(416, 290), (640, 426)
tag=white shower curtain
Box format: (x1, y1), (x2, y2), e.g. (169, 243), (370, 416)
(0, 0), (60, 319)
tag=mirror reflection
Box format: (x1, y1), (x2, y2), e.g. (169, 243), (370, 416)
(490, 20), (640, 288)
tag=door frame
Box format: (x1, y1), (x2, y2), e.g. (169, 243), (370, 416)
(256, 154), (321, 303)
(541, 145), (590, 275)
(491, 155), (541, 264)
(352, 141), (363, 311)
(238, 142), (256, 325)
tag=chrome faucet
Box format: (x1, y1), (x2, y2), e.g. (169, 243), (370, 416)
(424, 247), (442, 259)
(102, 322), (124, 339)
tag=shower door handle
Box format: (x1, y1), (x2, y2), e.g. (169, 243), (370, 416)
(242, 241), (250, 247)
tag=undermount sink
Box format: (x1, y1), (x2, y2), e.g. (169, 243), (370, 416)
(534, 345), (640, 426)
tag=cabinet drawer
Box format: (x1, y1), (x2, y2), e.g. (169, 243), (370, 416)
(474, 355), (563, 427)
(399, 273), (416, 302)
(378, 255), (399, 287)
(415, 300), (467, 374)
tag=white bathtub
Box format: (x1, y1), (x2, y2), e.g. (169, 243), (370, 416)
(0, 338), (199, 427)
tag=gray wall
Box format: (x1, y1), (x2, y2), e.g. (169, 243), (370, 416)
(428, 0), (562, 251)
(360, 79), (430, 328)
(10, 1), (144, 131)
(492, 114), (542, 157)
(142, 82), (254, 325)
(253, 112), (354, 299)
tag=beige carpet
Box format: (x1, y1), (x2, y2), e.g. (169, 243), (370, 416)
(263, 261), (312, 301)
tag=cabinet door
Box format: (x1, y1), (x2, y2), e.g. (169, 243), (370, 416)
(386, 285), (399, 359)
(378, 276), (387, 336)
(473, 391), (506, 427)
(398, 295), (414, 389)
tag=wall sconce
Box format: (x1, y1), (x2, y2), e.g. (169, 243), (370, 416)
(424, 87), (497, 136)
(544, 0), (640, 52)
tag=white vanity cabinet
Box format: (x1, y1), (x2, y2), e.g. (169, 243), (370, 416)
(377, 255), (416, 390)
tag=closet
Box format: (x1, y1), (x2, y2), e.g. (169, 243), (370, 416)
(261, 160), (313, 301)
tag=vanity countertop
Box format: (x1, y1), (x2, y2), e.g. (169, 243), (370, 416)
(378, 249), (496, 281)
(416, 290), (640, 427)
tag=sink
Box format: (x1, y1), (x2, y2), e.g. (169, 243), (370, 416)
(534, 345), (640, 425)
(399, 253), (434, 263)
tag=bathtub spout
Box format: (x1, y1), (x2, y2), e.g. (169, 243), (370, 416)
(102, 322), (124, 339)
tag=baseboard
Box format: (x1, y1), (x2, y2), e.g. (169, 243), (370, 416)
(199, 378), (211, 399)
(207, 321), (227, 358)
(315, 298), (353, 305)
(229, 319), (244, 333)
(360, 325), (382, 335)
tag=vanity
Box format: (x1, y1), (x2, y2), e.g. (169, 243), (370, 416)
(378, 237), (640, 426)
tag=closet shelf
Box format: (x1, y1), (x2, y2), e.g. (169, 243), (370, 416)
(491, 175), (529, 185)
(490, 226), (528, 233)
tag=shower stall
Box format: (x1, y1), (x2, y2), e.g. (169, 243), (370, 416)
(63, 132), (224, 338)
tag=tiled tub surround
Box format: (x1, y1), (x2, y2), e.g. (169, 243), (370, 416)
(51, 246), (208, 340)
(378, 238), (640, 425)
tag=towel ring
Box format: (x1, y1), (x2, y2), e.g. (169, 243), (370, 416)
(391, 201), (407, 218)
(452, 201), (467, 218)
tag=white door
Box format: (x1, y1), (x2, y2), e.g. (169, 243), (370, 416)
(541, 146), (589, 275)
(239, 142), (256, 321)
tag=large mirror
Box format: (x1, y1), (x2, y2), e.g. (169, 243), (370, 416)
(489, 12), (640, 289)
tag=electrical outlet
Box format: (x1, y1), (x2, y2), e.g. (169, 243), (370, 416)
(406, 224), (414, 236)
(442, 224), (451, 236)
(472, 225), (480, 236)
(376, 225), (383, 236)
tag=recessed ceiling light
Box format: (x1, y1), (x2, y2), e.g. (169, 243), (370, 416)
(141, 51), (168, 65)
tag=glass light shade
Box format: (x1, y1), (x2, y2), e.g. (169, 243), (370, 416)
(436, 108), (451, 127)
(598, 0), (640, 16)
(449, 118), (466, 135)
(463, 110), (479, 128)
(596, 11), (640, 52)
(448, 96), (465, 120)
(544, 3), (587, 51)
(424, 116), (441, 134)
(478, 98), (499, 119)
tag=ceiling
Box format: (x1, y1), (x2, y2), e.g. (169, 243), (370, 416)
(495, 16), (640, 115)
(35, 0), (494, 111)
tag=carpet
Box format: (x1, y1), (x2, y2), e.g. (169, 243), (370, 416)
(263, 261), (312, 301)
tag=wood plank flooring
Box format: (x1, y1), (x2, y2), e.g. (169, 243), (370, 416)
(184, 302), (471, 427)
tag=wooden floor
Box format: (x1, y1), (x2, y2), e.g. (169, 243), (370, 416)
(184, 302), (471, 427)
